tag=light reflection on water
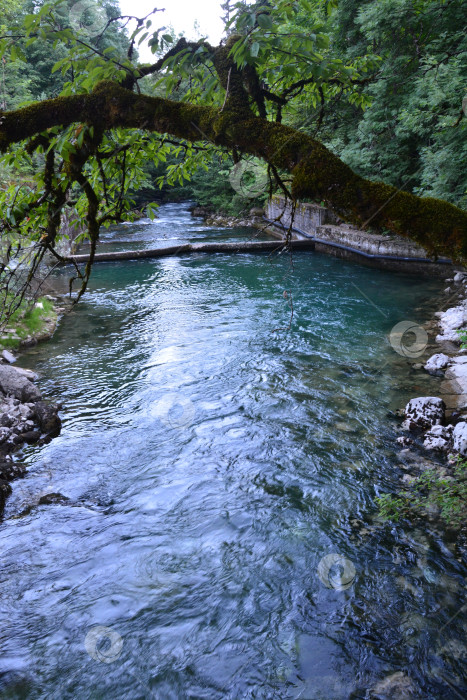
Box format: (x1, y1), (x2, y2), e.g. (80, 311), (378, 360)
(0, 203), (465, 699)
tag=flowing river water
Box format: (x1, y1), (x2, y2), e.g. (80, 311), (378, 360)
(0, 203), (465, 698)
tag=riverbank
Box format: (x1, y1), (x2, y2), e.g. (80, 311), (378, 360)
(0, 294), (70, 353)
(0, 295), (67, 518)
(0, 363), (61, 518)
(387, 274), (467, 535)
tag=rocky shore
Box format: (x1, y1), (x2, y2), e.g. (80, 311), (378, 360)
(0, 351), (62, 518)
(392, 272), (467, 532)
(191, 205), (265, 229)
(400, 272), (467, 452)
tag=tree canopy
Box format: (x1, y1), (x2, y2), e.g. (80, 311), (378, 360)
(0, 0), (466, 317)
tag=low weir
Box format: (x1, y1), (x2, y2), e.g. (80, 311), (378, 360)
(66, 238), (315, 264)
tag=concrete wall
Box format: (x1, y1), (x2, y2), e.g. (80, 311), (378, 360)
(266, 196), (340, 233)
(264, 195), (453, 276)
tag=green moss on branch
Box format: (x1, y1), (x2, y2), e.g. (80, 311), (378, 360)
(1, 81), (466, 258)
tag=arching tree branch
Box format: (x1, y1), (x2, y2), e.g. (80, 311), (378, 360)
(0, 79), (466, 259)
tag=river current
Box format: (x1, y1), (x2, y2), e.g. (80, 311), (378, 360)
(0, 203), (465, 698)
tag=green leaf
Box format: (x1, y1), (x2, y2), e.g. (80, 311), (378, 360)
(250, 42), (260, 58)
(257, 14), (273, 31)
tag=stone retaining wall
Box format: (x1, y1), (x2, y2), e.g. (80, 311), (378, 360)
(265, 195), (453, 275)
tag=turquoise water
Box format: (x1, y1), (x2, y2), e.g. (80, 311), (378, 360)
(0, 203), (465, 698)
(76, 202), (271, 253)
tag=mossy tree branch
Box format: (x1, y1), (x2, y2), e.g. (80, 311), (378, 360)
(1, 79), (466, 258)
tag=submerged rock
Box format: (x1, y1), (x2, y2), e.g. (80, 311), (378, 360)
(370, 672), (416, 699)
(402, 397), (445, 431)
(38, 492), (69, 506)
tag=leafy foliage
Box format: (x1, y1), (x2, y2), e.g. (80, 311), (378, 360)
(298, 0), (467, 208)
(377, 457), (467, 529)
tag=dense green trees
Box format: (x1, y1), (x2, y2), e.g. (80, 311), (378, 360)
(1, 0), (129, 108)
(193, 0), (467, 213)
(0, 0), (466, 321)
(316, 0), (467, 208)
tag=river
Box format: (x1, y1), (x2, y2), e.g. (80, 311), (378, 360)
(0, 203), (465, 698)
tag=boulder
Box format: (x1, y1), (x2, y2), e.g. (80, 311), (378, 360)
(402, 397), (445, 431)
(0, 413), (14, 428)
(423, 424), (453, 451)
(0, 365), (41, 402)
(0, 427), (11, 444)
(396, 436), (413, 447)
(38, 492), (69, 505)
(0, 460), (26, 481)
(452, 422), (467, 455)
(32, 401), (61, 437)
(0, 479), (12, 511)
(17, 430), (41, 445)
(435, 303), (467, 343)
(453, 271), (467, 283)
(11, 366), (39, 382)
(424, 353), (450, 376)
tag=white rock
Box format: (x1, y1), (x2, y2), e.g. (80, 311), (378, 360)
(423, 424), (453, 451)
(1, 349), (16, 364)
(454, 271), (467, 282)
(423, 436), (448, 451)
(18, 404), (33, 420)
(0, 426), (11, 444)
(396, 436), (413, 446)
(444, 363), (467, 394)
(424, 353), (450, 375)
(452, 422), (467, 455)
(402, 397), (445, 431)
(435, 302), (467, 342)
